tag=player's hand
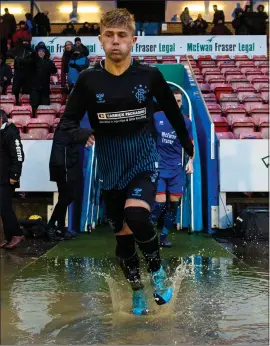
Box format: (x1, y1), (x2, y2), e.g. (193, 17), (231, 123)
(85, 135), (95, 147)
(10, 178), (17, 185)
(185, 158), (194, 174)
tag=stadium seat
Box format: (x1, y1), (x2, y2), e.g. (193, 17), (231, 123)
(59, 105), (66, 117)
(6, 85), (12, 94)
(53, 56), (62, 62)
(243, 96), (264, 113)
(198, 83), (210, 93)
(36, 113), (56, 126)
(211, 114), (229, 132)
(206, 104), (221, 113)
(216, 55), (230, 60)
(20, 133), (42, 140)
(201, 67), (220, 75)
(205, 75), (225, 83)
(198, 55), (212, 61)
(47, 133), (54, 140)
(239, 132), (263, 139)
(251, 113), (269, 126)
(216, 132), (235, 139)
(197, 61), (216, 69)
(217, 61), (235, 68)
(221, 67), (241, 75)
(10, 114), (31, 127)
(10, 122), (23, 133)
(203, 93), (216, 102)
(26, 120), (50, 139)
(226, 76), (249, 90)
(20, 94), (31, 105)
(259, 119), (269, 139)
(210, 83), (233, 100)
(251, 76), (269, 91)
(259, 87), (269, 103)
(50, 94), (64, 105)
(53, 118), (60, 132)
(236, 85), (256, 102)
(10, 105), (32, 117)
(161, 56), (177, 64)
(50, 75), (59, 85)
(260, 67), (269, 75)
(235, 61), (255, 68)
(0, 94), (15, 104)
(0, 104), (14, 115)
(226, 106), (247, 125)
(219, 94), (239, 112)
(231, 116), (255, 138)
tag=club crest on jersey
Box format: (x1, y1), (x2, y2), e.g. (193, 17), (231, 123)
(96, 93), (105, 103)
(132, 85), (149, 103)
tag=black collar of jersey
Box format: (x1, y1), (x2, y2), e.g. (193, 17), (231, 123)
(93, 57), (139, 71)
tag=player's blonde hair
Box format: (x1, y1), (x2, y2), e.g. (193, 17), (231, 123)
(100, 8), (135, 34)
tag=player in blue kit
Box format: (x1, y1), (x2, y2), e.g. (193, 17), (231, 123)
(152, 89), (194, 247)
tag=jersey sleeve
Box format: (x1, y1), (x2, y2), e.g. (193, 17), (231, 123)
(151, 68), (194, 158)
(185, 117), (193, 140)
(59, 71), (93, 145)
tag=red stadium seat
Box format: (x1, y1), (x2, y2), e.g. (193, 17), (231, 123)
(235, 55), (249, 60)
(235, 61), (255, 68)
(217, 61), (235, 68)
(161, 56), (177, 64)
(50, 94), (64, 105)
(226, 106), (247, 125)
(259, 118), (269, 138)
(6, 85), (13, 94)
(211, 114), (229, 132)
(10, 122), (23, 133)
(26, 120), (50, 139)
(259, 87), (269, 103)
(221, 67), (240, 75)
(198, 55), (213, 61)
(53, 56), (62, 62)
(197, 61), (216, 68)
(47, 133), (54, 140)
(260, 67), (269, 75)
(251, 113), (269, 126)
(239, 132), (263, 139)
(260, 127), (269, 139)
(20, 94), (31, 105)
(0, 104), (14, 115)
(219, 94), (239, 112)
(53, 118), (60, 132)
(36, 113), (56, 126)
(210, 83), (233, 100)
(240, 67), (259, 75)
(11, 105), (32, 117)
(250, 76), (269, 90)
(10, 114), (31, 127)
(59, 105), (66, 117)
(216, 55), (230, 60)
(203, 93), (216, 102)
(198, 83), (210, 93)
(231, 116), (255, 138)
(205, 75), (225, 83)
(20, 133), (42, 140)
(216, 132), (235, 139)
(243, 96), (264, 113)
(201, 68), (220, 75)
(0, 94), (15, 104)
(192, 68), (201, 75)
(207, 104), (221, 113)
(226, 76), (249, 90)
(236, 84), (256, 102)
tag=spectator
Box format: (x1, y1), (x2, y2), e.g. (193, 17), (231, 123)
(34, 11), (51, 36)
(92, 23), (100, 35)
(74, 37), (89, 57)
(30, 47), (57, 116)
(180, 7), (193, 34)
(0, 54), (12, 95)
(232, 8), (250, 34)
(257, 5), (268, 34)
(0, 109), (25, 249)
(25, 13), (38, 36)
(0, 16), (9, 56)
(67, 46), (89, 92)
(12, 21), (32, 45)
(213, 5), (225, 26)
(6, 37), (35, 105)
(61, 23), (77, 36)
(61, 41), (73, 87)
(77, 22), (93, 36)
(211, 19), (232, 35)
(35, 41), (51, 59)
(194, 14), (208, 34)
(2, 8), (16, 39)
(232, 3), (242, 18)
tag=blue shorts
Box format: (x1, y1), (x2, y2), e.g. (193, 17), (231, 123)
(157, 169), (185, 196)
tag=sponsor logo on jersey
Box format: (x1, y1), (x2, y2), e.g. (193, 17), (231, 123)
(97, 107), (147, 124)
(96, 93), (105, 103)
(132, 188), (143, 197)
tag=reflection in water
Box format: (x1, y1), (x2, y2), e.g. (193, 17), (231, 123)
(2, 256), (269, 345)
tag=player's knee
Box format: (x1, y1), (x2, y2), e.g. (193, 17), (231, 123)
(155, 193), (166, 203)
(125, 206), (155, 242)
(115, 234), (135, 259)
(169, 195), (182, 202)
(107, 216), (124, 234)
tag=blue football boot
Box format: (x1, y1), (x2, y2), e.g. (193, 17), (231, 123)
(132, 289), (149, 315)
(151, 267), (173, 305)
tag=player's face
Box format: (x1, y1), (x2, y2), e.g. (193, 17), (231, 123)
(99, 26), (137, 63)
(174, 93), (182, 108)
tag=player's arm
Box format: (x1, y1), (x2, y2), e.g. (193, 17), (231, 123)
(59, 71), (94, 145)
(151, 68), (194, 159)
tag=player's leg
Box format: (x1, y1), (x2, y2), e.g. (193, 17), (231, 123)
(103, 189), (147, 315)
(160, 171), (184, 247)
(125, 171), (173, 306)
(151, 176), (167, 226)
